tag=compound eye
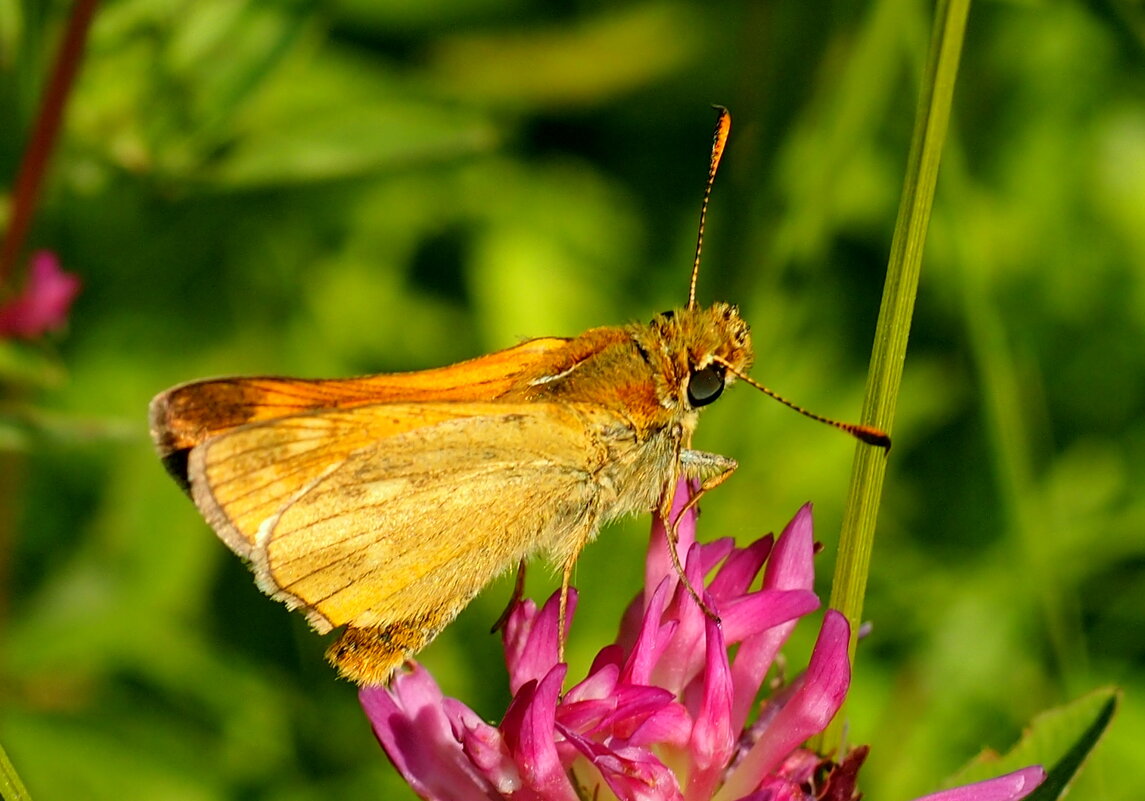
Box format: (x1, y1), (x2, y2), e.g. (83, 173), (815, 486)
(687, 364), (725, 407)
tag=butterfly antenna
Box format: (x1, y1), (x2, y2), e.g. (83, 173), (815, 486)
(715, 357), (892, 449)
(688, 106), (732, 311)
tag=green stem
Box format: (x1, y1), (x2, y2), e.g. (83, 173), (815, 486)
(824, 0), (971, 749)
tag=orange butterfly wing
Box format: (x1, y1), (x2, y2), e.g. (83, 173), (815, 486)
(149, 336), (574, 474)
(183, 401), (616, 684)
(151, 329), (664, 677)
(147, 333), (652, 684)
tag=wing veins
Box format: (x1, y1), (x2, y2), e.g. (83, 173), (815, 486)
(294, 531), (504, 611)
(209, 446), (347, 496)
(268, 461), (537, 563)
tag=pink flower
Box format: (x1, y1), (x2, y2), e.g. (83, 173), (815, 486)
(360, 481), (1045, 801)
(0, 251), (81, 338)
(912, 769), (1047, 801)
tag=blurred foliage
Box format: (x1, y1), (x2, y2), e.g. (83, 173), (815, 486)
(1, 0), (1143, 798)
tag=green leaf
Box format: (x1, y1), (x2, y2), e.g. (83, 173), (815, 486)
(202, 49), (501, 188)
(0, 739), (33, 801)
(426, 2), (707, 108)
(949, 686), (1120, 800)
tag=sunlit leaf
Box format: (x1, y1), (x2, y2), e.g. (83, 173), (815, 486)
(949, 687), (1119, 801)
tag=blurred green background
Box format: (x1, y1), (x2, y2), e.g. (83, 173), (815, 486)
(2, 0), (1142, 798)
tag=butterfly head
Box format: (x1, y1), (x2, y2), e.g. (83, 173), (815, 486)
(647, 302), (753, 411)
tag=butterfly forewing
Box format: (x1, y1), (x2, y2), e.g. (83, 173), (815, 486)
(150, 336), (575, 462)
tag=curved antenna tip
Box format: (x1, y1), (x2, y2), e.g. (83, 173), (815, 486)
(687, 107), (732, 310)
(850, 425), (892, 450)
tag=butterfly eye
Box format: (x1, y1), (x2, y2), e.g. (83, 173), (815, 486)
(687, 364), (725, 407)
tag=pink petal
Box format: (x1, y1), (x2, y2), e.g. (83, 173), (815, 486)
(626, 700), (693, 749)
(360, 666), (497, 800)
(695, 537), (737, 579)
(447, 699), (523, 795)
(503, 589), (575, 694)
(912, 767), (1046, 801)
(587, 643), (627, 678)
(501, 665), (579, 801)
(502, 598), (540, 679)
(707, 535), (774, 604)
(624, 577), (677, 686)
(561, 660), (672, 736)
(730, 505), (817, 733)
(616, 593), (648, 650)
(559, 683), (677, 740)
(764, 504), (815, 593)
(719, 611), (850, 800)
(684, 615), (734, 801)
(652, 542), (712, 694)
(563, 729), (685, 801)
(644, 479), (700, 611)
(0, 251), (81, 338)
(718, 589), (821, 646)
(564, 661), (621, 704)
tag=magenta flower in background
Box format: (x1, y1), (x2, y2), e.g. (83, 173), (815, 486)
(361, 481), (1045, 801)
(0, 250), (81, 338)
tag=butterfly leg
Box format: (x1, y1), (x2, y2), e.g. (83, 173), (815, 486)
(664, 450), (739, 620)
(490, 559), (528, 634)
(546, 503), (601, 665)
(557, 555), (576, 664)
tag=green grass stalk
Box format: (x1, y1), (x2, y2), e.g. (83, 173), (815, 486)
(824, 0), (971, 749)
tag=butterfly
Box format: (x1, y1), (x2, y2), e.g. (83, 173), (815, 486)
(149, 108), (888, 685)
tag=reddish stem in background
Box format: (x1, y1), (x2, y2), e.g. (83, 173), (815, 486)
(0, 0), (100, 292)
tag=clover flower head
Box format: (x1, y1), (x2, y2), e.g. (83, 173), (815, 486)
(361, 480), (1044, 801)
